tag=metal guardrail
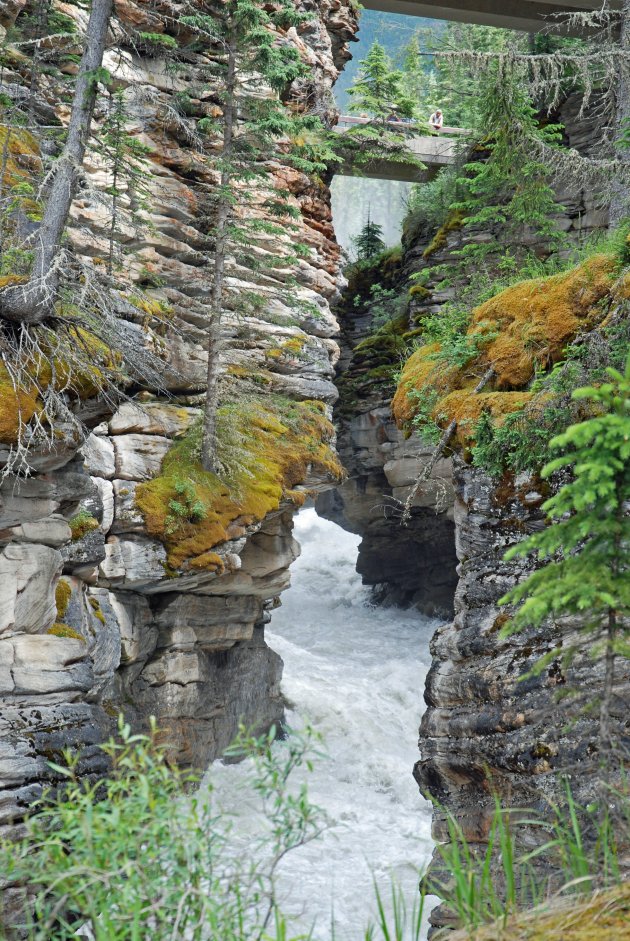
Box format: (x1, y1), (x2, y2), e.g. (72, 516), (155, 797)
(336, 115), (469, 136)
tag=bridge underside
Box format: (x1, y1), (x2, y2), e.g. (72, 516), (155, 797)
(336, 162), (437, 183)
(334, 132), (458, 183)
(361, 0), (620, 33)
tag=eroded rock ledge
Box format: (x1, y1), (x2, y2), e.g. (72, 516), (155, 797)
(0, 0), (359, 835)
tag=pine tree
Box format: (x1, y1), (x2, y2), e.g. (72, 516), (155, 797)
(99, 88), (152, 274)
(181, 0), (332, 473)
(339, 41), (425, 181)
(0, 0), (114, 324)
(500, 356), (630, 756)
(348, 41), (415, 123)
(398, 34), (440, 125)
(454, 69), (563, 262)
(352, 213), (386, 261)
(418, 6), (630, 221)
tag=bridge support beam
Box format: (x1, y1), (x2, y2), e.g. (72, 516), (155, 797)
(361, 0), (620, 34)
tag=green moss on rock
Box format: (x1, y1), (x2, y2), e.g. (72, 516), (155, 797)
(136, 396), (343, 571)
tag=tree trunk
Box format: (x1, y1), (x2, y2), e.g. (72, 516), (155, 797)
(201, 25), (237, 474)
(0, 0), (114, 325)
(610, 0), (630, 226)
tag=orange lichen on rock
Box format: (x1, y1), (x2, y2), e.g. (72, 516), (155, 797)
(0, 325), (117, 444)
(437, 390), (535, 447)
(0, 365), (40, 444)
(469, 254), (615, 388)
(135, 396), (344, 571)
(188, 552), (225, 573)
(391, 344), (456, 427)
(0, 125), (41, 188)
(392, 255), (619, 448)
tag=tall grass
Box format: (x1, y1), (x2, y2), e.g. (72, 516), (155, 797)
(427, 780), (630, 935)
(364, 880), (427, 941)
(1, 720), (628, 941)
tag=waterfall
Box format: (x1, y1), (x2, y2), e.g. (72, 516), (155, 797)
(209, 509), (441, 940)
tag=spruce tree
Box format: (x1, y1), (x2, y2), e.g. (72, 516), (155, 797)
(340, 41), (424, 182)
(347, 41), (415, 123)
(454, 69), (563, 262)
(352, 213), (386, 261)
(500, 357), (630, 756)
(181, 0), (332, 473)
(99, 88), (152, 274)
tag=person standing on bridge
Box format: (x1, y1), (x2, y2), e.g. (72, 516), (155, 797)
(430, 109), (444, 132)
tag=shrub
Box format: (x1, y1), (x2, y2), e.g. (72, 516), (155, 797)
(0, 719), (322, 941)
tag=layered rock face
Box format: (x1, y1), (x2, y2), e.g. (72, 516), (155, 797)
(0, 0), (358, 836)
(388, 105), (623, 931)
(318, 256), (458, 617)
(418, 460), (630, 931)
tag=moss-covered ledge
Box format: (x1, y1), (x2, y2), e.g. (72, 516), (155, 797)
(392, 253), (628, 461)
(135, 394), (344, 573)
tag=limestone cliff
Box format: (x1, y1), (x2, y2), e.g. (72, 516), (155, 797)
(0, 0), (358, 836)
(391, 194), (629, 929)
(317, 249), (458, 616)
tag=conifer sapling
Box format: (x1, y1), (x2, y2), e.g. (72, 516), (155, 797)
(500, 357), (630, 756)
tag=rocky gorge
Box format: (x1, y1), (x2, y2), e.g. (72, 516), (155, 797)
(0, 1), (629, 938)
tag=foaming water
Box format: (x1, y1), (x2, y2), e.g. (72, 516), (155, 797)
(209, 509), (440, 940)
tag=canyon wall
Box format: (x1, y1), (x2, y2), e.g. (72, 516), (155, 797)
(0, 0), (358, 842)
(385, 110), (628, 932)
(317, 252), (458, 616)
(319, 99), (609, 619)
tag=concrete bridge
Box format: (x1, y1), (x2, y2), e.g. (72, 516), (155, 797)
(334, 116), (466, 182)
(361, 0), (621, 34)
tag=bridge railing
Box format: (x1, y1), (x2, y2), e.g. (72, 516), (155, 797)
(335, 115), (469, 136)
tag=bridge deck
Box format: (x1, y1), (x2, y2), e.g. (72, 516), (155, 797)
(334, 117), (464, 182)
(360, 0), (620, 34)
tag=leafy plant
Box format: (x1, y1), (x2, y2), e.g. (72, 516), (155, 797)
(165, 479), (207, 534)
(0, 718), (322, 941)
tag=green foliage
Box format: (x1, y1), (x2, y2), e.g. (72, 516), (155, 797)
(363, 881), (426, 941)
(347, 41), (415, 122)
(404, 166), (465, 241)
(400, 30), (565, 270)
(179, 0), (329, 332)
(418, 300), (494, 369)
(430, 782), (630, 932)
(500, 357), (630, 629)
(99, 88), (152, 273)
(165, 478), (207, 534)
(68, 508), (99, 541)
(337, 41), (425, 179)
(0, 718), (322, 941)
(44, 10), (77, 36)
(454, 74), (563, 259)
(410, 22), (519, 129)
(137, 31), (178, 50)
(467, 316), (630, 477)
(353, 216), (387, 261)
(409, 387), (441, 444)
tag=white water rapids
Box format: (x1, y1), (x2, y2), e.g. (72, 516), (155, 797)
(209, 509), (441, 940)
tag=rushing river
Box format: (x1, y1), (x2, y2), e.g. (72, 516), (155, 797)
(209, 509), (441, 940)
